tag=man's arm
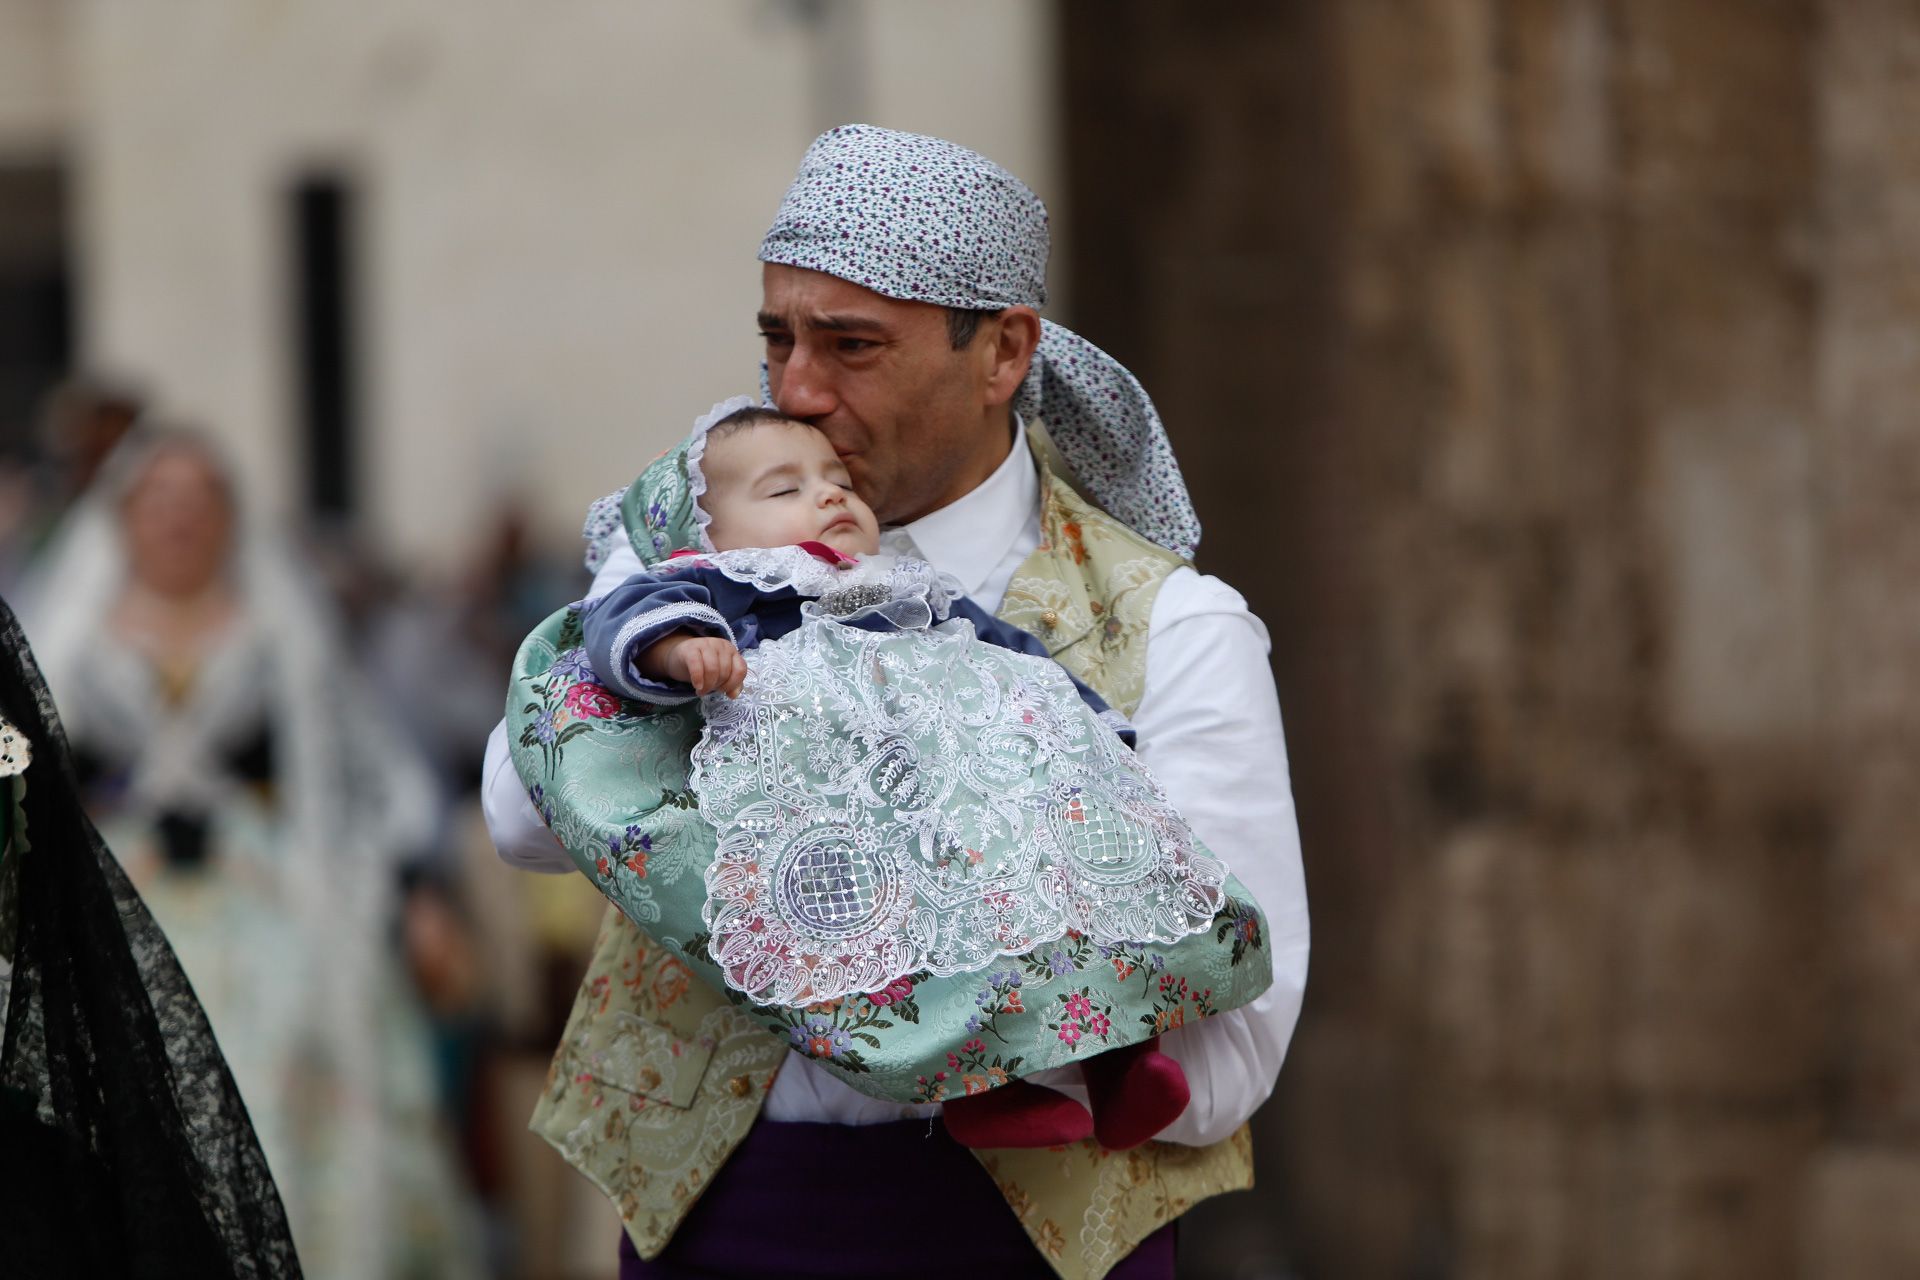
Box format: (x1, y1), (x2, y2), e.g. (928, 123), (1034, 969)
(1129, 568), (1310, 1147)
(480, 539), (647, 873)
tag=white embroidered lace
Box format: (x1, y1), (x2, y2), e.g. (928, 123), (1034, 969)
(696, 546), (966, 625)
(690, 612), (1227, 1007)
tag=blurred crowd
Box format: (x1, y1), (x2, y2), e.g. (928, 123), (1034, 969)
(0, 376), (622, 1280)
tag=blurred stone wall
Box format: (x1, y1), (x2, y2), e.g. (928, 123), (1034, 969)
(1061, 3), (1920, 1277)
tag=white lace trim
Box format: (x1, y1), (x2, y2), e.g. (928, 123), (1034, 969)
(686, 394), (760, 555)
(693, 547), (966, 624)
(691, 616), (1228, 1007)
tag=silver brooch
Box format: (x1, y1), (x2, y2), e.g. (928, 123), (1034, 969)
(819, 582), (893, 617)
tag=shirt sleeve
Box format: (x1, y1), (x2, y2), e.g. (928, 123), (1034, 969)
(1129, 567), (1310, 1147)
(583, 571), (738, 705)
(480, 538), (649, 873)
(480, 720), (573, 873)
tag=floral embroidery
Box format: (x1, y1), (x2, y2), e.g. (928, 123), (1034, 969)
(1100, 942), (1170, 999)
(650, 957), (691, 1014)
(971, 969), (1028, 1043)
(1047, 987), (1119, 1053)
(611, 826), (653, 878)
(712, 954), (934, 1076)
(1063, 520), (1088, 565)
(946, 1038), (1023, 1092)
(1141, 972), (1218, 1034)
(1216, 898), (1265, 967)
(565, 682), (621, 720)
(517, 620), (603, 774)
(1021, 930), (1096, 983)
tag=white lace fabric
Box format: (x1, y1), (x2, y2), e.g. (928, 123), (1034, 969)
(698, 545), (965, 626)
(690, 605), (1227, 1007)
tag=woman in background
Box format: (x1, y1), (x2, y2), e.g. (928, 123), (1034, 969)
(26, 429), (478, 1279)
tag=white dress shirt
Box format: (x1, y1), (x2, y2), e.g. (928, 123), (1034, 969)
(478, 430), (1309, 1146)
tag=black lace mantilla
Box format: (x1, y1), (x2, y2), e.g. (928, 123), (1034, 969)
(0, 597), (301, 1277)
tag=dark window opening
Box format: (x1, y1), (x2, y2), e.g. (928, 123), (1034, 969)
(291, 175), (358, 521)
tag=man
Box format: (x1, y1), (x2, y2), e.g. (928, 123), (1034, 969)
(482, 126), (1309, 1280)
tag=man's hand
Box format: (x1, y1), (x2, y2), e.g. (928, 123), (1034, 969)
(640, 633), (748, 698)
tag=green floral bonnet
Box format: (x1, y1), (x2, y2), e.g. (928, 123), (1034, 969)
(582, 394), (760, 575)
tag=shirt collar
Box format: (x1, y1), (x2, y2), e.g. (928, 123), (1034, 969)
(887, 418), (1038, 597)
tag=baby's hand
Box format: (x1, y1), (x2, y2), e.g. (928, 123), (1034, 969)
(641, 634), (748, 698)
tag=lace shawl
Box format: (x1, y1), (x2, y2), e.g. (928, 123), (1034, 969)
(0, 596), (301, 1277)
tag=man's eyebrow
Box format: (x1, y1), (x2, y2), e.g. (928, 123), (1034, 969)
(756, 310), (890, 334)
(808, 312), (889, 334)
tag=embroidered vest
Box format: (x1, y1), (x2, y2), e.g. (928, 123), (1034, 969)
(530, 437), (1257, 1280)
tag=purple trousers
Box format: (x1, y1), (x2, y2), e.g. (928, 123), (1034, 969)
(616, 1119), (1178, 1279)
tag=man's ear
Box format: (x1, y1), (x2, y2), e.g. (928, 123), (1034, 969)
(981, 306), (1042, 407)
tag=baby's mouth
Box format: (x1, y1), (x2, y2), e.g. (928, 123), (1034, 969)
(821, 514), (858, 535)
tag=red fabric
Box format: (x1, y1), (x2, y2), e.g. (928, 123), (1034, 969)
(666, 542), (851, 565)
(794, 540), (856, 566)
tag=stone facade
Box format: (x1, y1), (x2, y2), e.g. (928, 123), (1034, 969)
(1063, 3), (1920, 1276)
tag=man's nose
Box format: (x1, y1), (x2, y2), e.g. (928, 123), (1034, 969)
(773, 345), (837, 421)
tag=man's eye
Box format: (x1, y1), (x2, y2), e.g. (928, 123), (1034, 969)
(760, 330), (793, 348)
(837, 338), (876, 353)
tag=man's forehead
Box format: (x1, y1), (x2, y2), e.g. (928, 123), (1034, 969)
(758, 263), (940, 328)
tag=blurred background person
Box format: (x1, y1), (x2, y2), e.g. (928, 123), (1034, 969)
(23, 429), (482, 1279)
(0, 374), (144, 602)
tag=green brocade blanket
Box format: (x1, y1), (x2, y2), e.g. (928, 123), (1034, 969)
(507, 595), (1273, 1104)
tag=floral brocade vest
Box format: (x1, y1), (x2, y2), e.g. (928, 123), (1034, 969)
(530, 434), (1258, 1280)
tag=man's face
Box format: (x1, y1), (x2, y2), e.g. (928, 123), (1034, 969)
(758, 263), (999, 526)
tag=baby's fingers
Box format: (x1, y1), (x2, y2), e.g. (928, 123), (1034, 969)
(722, 651), (749, 698)
(684, 643), (716, 694)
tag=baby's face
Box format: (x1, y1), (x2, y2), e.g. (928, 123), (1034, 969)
(700, 421), (881, 556)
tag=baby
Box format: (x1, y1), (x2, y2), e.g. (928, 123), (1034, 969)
(581, 406), (1199, 1150)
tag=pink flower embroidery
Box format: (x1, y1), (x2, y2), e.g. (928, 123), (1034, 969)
(564, 682), (621, 719)
(865, 976), (915, 1007)
(1058, 1023), (1083, 1046)
(1065, 993), (1094, 1021)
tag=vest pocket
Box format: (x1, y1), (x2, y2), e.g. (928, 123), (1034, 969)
(586, 1009), (724, 1109)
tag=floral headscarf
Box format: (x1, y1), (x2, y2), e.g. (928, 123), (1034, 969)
(757, 124), (1202, 561)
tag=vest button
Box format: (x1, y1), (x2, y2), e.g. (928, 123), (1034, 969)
(1040, 610), (1059, 630)
(728, 1074), (754, 1098)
